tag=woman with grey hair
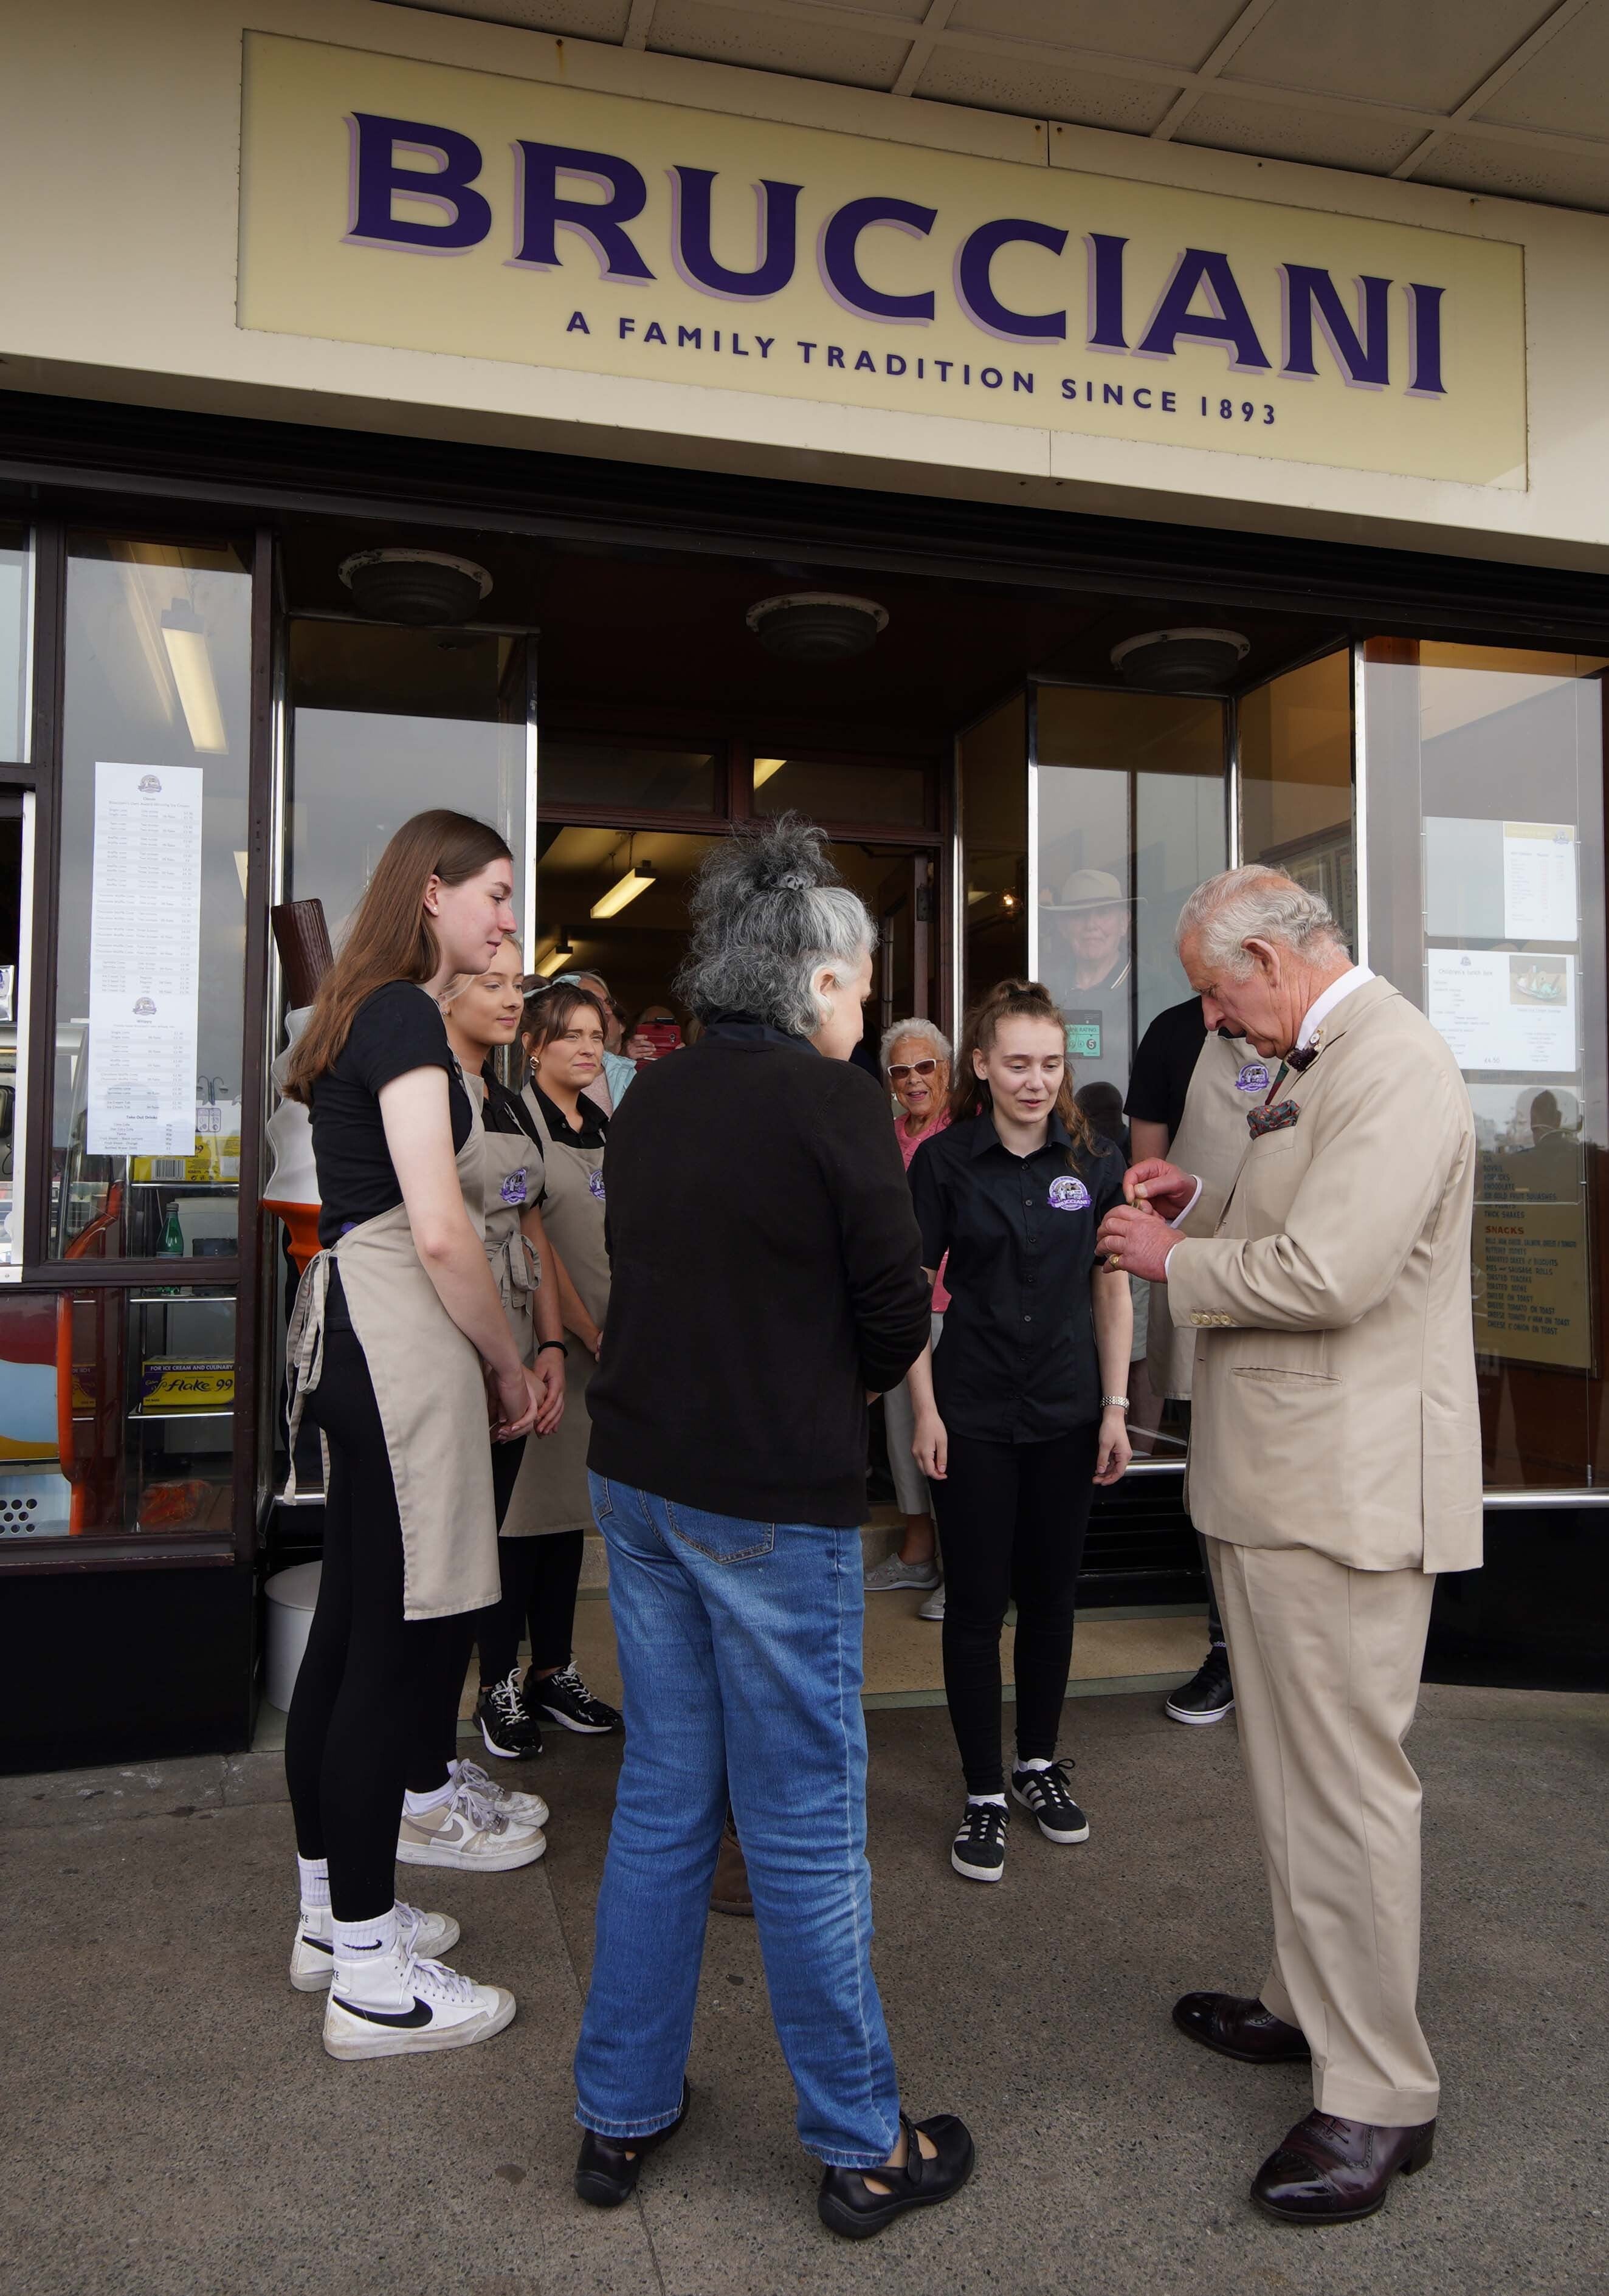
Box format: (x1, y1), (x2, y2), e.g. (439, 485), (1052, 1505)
(865, 1016), (953, 1607)
(575, 817), (974, 2239)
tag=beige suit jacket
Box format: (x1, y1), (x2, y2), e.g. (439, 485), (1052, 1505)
(1168, 974), (1482, 1575)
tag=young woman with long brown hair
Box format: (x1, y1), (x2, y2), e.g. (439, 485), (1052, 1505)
(281, 809), (544, 2061)
(907, 980), (1133, 1885)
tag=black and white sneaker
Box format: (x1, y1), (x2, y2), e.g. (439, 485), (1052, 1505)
(950, 1801), (1008, 1883)
(1165, 1647), (1235, 1726)
(475, 1668), (545, 1759)
(1011, 1759), (1090, 1843)
(534, 1662), (621, 1736)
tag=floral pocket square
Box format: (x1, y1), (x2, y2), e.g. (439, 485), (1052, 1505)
(1247, 1098), (1301, 1138)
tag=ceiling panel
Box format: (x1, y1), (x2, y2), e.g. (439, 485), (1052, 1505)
(1415, 129), (1609, 210)
(946, 0), (1247, 67)
(915, 48), (1176, 136)
(1177, 91), (1428, 174)
(1474, 6), (1609, 137)
(1225, 0), (1559, 111)
(390, 0), (635, 36)
(641, 0), (912, 88)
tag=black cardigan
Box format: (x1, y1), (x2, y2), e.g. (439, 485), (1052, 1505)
(586, 1019), (931, 1527)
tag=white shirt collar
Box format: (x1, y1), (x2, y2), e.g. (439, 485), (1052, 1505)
(1297, 964), (1374, 1051)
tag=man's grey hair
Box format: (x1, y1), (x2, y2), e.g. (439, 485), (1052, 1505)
(677, 815), (877, 1036)
(880, 1016), (953, 1074)
(1177, 865), (1348, 978)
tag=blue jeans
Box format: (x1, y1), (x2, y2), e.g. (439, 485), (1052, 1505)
(574, 1474), (902, 2169)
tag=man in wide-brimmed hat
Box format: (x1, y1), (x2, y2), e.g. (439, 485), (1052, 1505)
(1045, 866), (1134, 995)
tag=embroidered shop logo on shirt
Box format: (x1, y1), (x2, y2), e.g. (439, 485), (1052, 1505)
(587, 1170), (606, 1200)
(1047, 1176), (1090, 1211)
(500, 1169), (528, 1206)
(1235, 1061), (1271, 1093)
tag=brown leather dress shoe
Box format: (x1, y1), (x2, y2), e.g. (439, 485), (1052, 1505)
(1173, 1990), (1311, 2063)
(1251, 2110), (1435, 2224)
(709, 1813), (753, 1917)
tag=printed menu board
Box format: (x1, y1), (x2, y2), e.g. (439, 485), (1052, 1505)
(85, 763), (204, 1157)
(1426, 949), (1575, 1073)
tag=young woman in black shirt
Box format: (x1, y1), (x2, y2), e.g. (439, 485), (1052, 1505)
(908, 980), (1133, 1885)
(280, 810), (543, 2060)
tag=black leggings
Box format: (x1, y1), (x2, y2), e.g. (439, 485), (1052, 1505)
(402, 1435), (528, 1794)
(283, 1324), (523, 1917)
(476, 1527), (587, 1685)
(931, 1425), (1100, 1796)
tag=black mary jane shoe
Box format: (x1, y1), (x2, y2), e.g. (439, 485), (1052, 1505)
(817, 2111), (976, 2241)
(574, 2081), (691, 2208)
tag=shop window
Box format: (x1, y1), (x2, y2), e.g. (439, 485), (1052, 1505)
(1238, 647), (1355, 949)
(51, 539), (251, 1260)
(288, 621), (530, 944)
(0, 524), (30, 762)
(1362, 641), (1609, 1490)
(1033, 685), (1227, 1102)
(540, 737), (717, 815)
(960, 692), (1027, 1004)
(0, 1285), (235, 1542)
(751, 752), (928, 828)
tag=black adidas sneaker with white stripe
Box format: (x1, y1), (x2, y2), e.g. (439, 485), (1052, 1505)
(951, 1801), (1008, 1882)
(1011, 1759), (1090, 1843)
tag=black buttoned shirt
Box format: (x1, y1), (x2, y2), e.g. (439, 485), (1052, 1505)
(909, 1111), (1126, 1443)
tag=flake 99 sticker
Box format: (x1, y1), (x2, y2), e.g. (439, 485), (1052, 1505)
(1047, 1175), (1091, 1212)
(1235, 1060), (1270, 1093)
(500, 1168), (528, 1207)
(587, 1169), (607, 1201)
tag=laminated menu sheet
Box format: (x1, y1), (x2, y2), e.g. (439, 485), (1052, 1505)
(1427, 947), (1576, 1073)
(86, 763), (203, 1157)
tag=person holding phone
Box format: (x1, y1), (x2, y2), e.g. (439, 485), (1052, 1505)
(908, 979), (1133, 1886)
(280, 810), (543, 2060)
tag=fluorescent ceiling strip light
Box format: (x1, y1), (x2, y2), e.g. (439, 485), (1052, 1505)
(535, 938), (574, 978)
(160, 612), (228, 754)
(591, 862), (656, 919)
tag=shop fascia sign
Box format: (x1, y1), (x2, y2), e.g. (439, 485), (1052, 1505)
(238, 35), (1528, 487)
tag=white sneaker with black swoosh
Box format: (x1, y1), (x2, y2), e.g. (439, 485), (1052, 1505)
(289, 1899), (461, 1993)
(396, 1774), (546, 1872)
(323, 1940), (515, 2061)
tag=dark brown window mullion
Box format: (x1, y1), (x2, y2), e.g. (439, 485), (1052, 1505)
(231, 526), (279, 1569)
(21, 523), (64, 1273)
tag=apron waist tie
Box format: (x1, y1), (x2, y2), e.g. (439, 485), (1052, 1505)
(283, 1248), (332, 1497)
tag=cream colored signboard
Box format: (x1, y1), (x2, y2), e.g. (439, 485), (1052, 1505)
(238, 33), (1528, 487)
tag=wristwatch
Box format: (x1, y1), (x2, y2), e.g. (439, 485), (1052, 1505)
(1101, 1394), (1131, 1412)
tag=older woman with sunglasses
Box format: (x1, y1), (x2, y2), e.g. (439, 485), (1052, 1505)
(864, 1018), (954, 1604)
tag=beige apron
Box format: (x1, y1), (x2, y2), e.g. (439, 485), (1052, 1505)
(287, 1033), (499, 1621)
(1148, 1031), (1265, 1400)
(463, 1074), (544, 1370)
(500, 1082), (610, 1537)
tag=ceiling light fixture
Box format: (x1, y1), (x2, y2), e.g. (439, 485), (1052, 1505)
(745, 593), (889, 662)
(1110, 627), (1250, 692)
(338, 548), (493, 626)
(534, 937), (574, 978)
(591, 859), (658, 919)
(753, 757), (787, 788)
(160, 605), (228, 753)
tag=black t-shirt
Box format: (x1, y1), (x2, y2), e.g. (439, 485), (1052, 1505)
(310, 981), (473, 1248)
(909, 1112), (1127, 1442)
(1125, 995), (1208, 1143)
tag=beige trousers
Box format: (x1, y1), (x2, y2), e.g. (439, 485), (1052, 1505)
(1207, 1538), (1440, 2127)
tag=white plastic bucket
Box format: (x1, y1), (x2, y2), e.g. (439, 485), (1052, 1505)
(263, 1561), (323, 1712)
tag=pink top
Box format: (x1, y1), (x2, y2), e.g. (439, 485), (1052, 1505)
(897, 1110), (951, 1313)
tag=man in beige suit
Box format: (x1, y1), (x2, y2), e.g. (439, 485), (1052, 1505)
(1098, 864), (1480, 2227)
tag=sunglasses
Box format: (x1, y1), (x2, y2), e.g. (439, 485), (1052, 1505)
(888, 1059), (940, 1081)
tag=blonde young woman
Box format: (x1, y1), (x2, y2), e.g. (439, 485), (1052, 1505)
(281, 809), (542, 2061)
(908, 980), (1133, 1886)
(472, 979), (623, 1751)
(863, 1017), (953, 1603)
(394, 938), (571, 1843)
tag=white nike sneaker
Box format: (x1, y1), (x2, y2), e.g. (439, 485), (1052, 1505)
(323, 1941), (515, 2061)
(396, 1774), (546, 1872)
(452, 1757), (549, 1832)
(289, 1899), (461, 1993)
